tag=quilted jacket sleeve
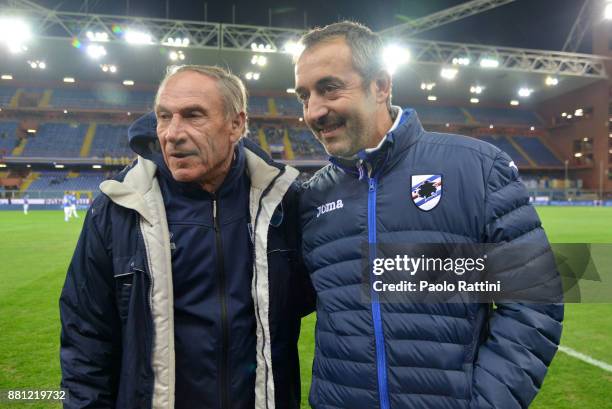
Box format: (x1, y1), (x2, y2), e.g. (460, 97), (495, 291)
(470, 152), (564, 409)
(59, 202), (121, 408)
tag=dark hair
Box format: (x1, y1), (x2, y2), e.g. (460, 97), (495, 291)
(298, 21), (385, 86)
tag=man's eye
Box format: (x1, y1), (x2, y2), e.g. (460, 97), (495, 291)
(186, 111), (204, 118)
(322, 85), (338, 94)
(158, 113), (171, 120)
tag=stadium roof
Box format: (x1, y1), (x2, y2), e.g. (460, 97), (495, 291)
(0, 0), (607, 108)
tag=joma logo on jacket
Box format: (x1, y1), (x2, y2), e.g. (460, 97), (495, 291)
(316, 199), (344, 217)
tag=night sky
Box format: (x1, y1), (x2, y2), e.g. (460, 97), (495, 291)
(34, 0), (591, 53)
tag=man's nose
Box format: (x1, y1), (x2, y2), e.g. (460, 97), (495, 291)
(305, 94), (330, 125)
(164, 114), (185, 143)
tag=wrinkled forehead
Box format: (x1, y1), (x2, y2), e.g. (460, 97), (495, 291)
(156, 71), (222, 110)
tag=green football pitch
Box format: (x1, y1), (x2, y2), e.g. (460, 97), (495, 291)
(0, 207), (611, 408)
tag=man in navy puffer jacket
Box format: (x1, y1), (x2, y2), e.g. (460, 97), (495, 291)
(60, 65), (310, 409)
(294, 21), (563, 409)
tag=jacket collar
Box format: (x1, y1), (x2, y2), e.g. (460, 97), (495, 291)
(329, 108), (424, 179)
(100, 139), (298, 224)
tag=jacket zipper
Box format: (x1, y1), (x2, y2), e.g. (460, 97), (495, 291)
(367, 175), (390, 409)
(213, 197), (230, 409)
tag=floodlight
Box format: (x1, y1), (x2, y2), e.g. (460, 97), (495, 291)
(1, 74), (13, 80)
(286, 88), (295, 94)
(575, 108), (584, 117)
(470, 85), (484, 94)
(164, 37), (190, 47)
(421, 82), (436, 91)
(452, 57), (470, 66)
(427, 95), (437, 101)
(283, 40), (304, 57)
(445, 123), (450, 127)
(574, 152), (582, 158)
(63, 77), (75, 83)
(440, 67), (458, 80)
(251, 55), (267, 66)
(86, 31), (109, 42)
(245, 72), (260, 81)
(530, 126), (535, 131)
(605, 3), (612, 19)
(489, 124), (494, 129)
(86, 44), (107, 59)
(92, 165), (102, 169)
(123, 80), (134, 86)
(251, 43), (275, 53)
(561, 112), (567, 117)
(28, 60), (46, 70)
(0, 17), (32, 54)
(545, 76), (559, 86)
(510, 100), (519, 106)
(518, 87), (533, 98)
(55, 164), (65, 169)
(109, 65), (117, 73)
(382, 44), (410, 75)
(470, 98), (479, 104)
(480, 58), (499, 69)
(125, 29), (153, 44)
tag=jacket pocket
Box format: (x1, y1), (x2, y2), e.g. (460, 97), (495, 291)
(113, 254), (146, 324)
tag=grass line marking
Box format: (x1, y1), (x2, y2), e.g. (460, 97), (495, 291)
(558, 345), (612, 373)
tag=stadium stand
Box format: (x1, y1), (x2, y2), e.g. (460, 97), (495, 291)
(49, 88), (154, 111)
(513, 135), (563, 166)
(478, 135), (530, 167)
(289, 128), (326, 159)
(89, 123), (131, 158)
(26, 171), (107, 192)
(0, 122), (19, 155)
(21, 122), (88, 157)
(466, 107), (543, 126)
(264, 126), (285, 146)
(0, 86), (16, 105)
(249, 96), (269, 116)
(275, 96), (302, 117)
(413, 105), (467, 125)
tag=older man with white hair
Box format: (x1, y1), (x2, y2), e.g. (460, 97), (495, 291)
(60, 65), (311, 409)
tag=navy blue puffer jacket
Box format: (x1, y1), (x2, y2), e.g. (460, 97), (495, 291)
(299, 109), (563, 409)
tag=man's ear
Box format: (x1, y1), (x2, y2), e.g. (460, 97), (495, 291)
(230, 111), (247, 142)
(374, 70), (392, 104)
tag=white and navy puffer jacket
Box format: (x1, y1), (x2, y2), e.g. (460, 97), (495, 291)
(299, 109), (563, 409)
